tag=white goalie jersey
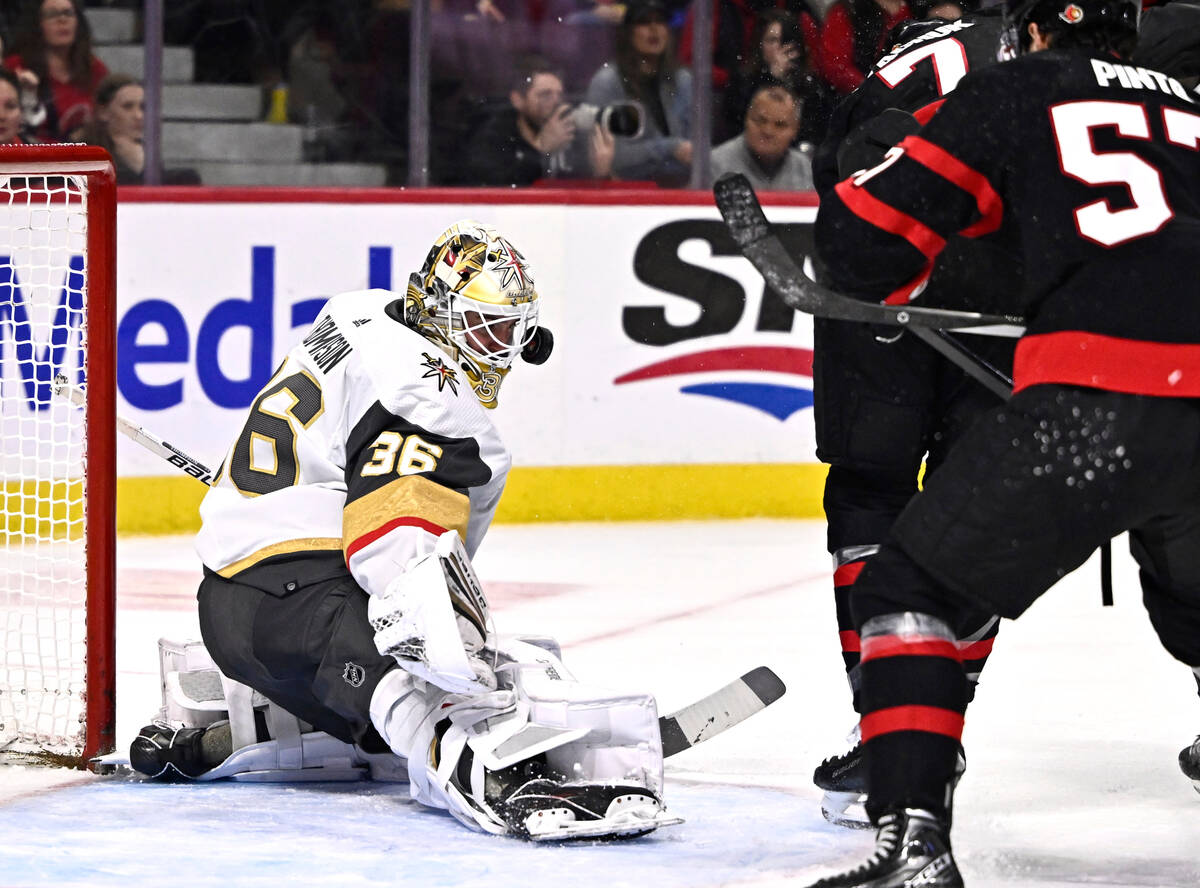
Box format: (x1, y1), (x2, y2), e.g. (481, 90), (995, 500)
(195, 288), (511, 597)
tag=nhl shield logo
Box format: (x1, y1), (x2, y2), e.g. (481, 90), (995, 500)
(343, 662), (366, 688)
(1059, 3), (1084, 23)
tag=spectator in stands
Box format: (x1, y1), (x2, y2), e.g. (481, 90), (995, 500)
(724, 9), (832, 149)
(711, 82), (812, 190)
(4, 0), (107, 140)
(585, 0), (692, 187)
(81, 74), (200, 185)
(466, 57), (603, 186)
(0, 66), (31, 143)
(680, 0), (820, 100)
(817, 0), (911, 95)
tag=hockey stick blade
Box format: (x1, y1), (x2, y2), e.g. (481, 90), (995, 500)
(712, 173), (1025, 335)
(660, 666), (786, 758)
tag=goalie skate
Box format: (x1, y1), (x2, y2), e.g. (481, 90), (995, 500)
(495, 776), (682, 841)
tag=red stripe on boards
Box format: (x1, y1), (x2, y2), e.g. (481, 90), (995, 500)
(346, 516), (447, 561)
(861, 705), (964, 742)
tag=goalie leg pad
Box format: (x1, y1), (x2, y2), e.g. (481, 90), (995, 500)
(368, 638), (681, 839)
(134, 638), (404, 783)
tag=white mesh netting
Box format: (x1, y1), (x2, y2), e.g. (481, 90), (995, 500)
(0, 173), (91, 760)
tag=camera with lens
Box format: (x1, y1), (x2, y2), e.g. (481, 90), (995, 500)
(568, 101), (644, 138)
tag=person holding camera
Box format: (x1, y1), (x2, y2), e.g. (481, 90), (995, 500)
(466, 56), (615, 186)
(585, 0), (692, 187)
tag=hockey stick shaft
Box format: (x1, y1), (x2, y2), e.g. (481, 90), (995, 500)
(659, 665), (786, 758)
(52, 373), (217, 485)
(712, 173), (1026, 335)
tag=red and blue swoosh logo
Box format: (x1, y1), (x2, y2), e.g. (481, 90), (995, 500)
(614, 346), (814, 421)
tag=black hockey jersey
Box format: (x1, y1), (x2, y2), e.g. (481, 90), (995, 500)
(816, 49), (1200, 397)
(813, 12), (1007, 196)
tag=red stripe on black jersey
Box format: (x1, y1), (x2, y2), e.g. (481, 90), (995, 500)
(835, 178), (947, 259)
(913, 99), (945, 126)
(861, 704), (965, 742)
(862, 634), (962, 662)
(839, 630), (862, 653)
(900, 135), (1003, 237)
(883, 264), (934, 305)
(1014, 331), (1200, 397)
(346, 515), (447, 561)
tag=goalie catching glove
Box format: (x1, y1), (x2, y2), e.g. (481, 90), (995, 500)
(369, 529), (498, 694)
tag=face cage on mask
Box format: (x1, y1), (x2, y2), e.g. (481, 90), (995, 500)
(439, 292), (539, 371)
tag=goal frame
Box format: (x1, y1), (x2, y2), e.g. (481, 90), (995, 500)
(0, 144), (117, 767)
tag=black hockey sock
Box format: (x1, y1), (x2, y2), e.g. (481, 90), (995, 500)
(858, 613), (968, 823)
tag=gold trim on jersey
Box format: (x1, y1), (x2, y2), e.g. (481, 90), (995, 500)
(216, 537), (345, 578)
(343, 474), (471, 555)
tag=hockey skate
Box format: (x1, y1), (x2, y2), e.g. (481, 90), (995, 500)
(129, 722), (222, 779)
(814, 733), (966, 830)
(814, 739), (870, 829)
(1179, 736), (1200, 794)
(805, 808), (963, 888)
(486, 757), (677, 841)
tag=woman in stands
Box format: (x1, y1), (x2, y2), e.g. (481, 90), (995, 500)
(82, 73), (200, 185)
(584, 0), (693, 187)
(0, 68), (33, 144)
(4, 0), (108, 141)
(82, 73), (142, 181)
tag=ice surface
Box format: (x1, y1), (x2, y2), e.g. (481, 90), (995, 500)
(2, 521), (1198, 888)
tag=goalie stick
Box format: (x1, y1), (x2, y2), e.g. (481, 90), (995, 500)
(53, 374), (217, 485)
(54, 373), (786, 755)
(659, 666), (786, 757)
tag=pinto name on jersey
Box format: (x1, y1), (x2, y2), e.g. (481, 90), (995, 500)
(1091, 59), (1196, 103)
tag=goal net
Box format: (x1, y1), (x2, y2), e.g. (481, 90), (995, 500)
(0, 145), (116, 767)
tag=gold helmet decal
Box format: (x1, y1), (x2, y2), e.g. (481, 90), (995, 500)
(409, 221), (541, 409)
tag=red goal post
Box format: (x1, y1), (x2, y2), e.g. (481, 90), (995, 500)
(0, 144), (116, 768)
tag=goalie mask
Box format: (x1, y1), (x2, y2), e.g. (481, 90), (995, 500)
(405, 220), (541, 409)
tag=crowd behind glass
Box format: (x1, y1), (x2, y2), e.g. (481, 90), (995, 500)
(0, 0), (984, 188)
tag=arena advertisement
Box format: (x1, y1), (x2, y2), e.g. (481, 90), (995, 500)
(111, 194), (821, 472)
(3, 190), (826, 528)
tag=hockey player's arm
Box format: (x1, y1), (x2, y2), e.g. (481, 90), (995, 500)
(814, 73), (1010, 305)
(343, 403), (497, 693)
